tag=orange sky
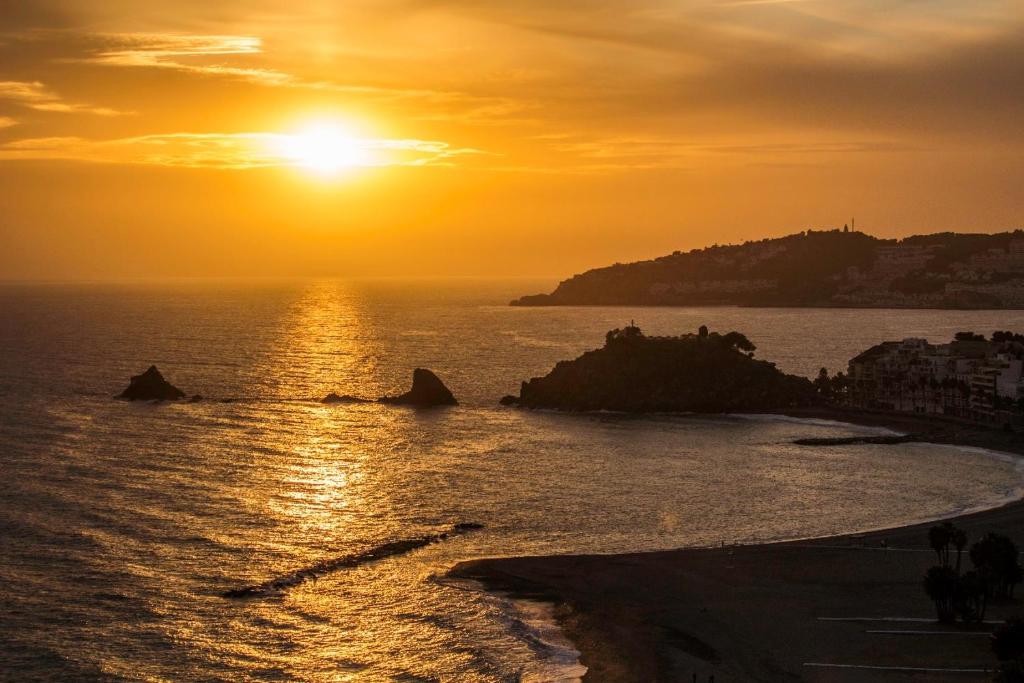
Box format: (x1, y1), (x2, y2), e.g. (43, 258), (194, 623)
(1, 0), (1022, 280)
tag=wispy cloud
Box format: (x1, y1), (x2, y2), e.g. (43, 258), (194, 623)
(88, 33), (294, 87)
(79, 32), (531, 123)
(0, 131), (486, 169)
(0, 116), (16, 128)
(541, 134), (910, 171)
(0, 80), (127, 116)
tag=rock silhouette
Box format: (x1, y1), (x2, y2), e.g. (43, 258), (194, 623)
(503, 325), (817, 412)
(379, 368), (458, 406)
(321, 392), (371, 404)
(118, 366), (186, 401)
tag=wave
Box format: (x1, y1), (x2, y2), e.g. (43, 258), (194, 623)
(222, 523), (484, 599)
(508, 599), (587, 683)
(434, 576), (586, 682)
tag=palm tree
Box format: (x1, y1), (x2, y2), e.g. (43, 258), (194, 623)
(929, 523), (953, 568)
(923, 566), (958, 622)
(952, 527), (968, 573)
(970, 533), (1022, 600)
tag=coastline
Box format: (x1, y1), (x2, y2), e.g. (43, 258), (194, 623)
(451, 409), (1024, 681)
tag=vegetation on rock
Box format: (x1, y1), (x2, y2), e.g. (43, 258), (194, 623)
(503, 325), (817, 412)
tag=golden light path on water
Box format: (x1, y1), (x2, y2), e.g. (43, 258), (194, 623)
(3, 280), (1024, 680)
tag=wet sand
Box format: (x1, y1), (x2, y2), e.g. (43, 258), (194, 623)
(450, 410), (1024, 681)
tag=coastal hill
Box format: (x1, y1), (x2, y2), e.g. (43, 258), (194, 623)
(512, 228), (1024, 308)
(502, 325), (817, 412)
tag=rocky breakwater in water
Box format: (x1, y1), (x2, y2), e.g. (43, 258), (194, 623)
(501, 325), (818, 413)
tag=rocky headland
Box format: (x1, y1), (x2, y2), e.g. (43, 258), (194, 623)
(512, 229), (1024, 309)
(501, 325), (817, 413)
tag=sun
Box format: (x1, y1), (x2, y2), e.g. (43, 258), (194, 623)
(276, 122), (369, 175)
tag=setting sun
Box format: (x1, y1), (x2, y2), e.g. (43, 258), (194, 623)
(276, 123), (369, 175)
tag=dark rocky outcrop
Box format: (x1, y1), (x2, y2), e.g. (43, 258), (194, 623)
(379, 368), (458, 407)
(117, 366), (186, 401)
(321, 392), (371, 404)
(503, 325), (818, 413)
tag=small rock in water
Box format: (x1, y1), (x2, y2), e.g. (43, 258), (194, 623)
(117, 365), (186, 401)
(379, 368), (458, 407)
(321, 393), (370, 404)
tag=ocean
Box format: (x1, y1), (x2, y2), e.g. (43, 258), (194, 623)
(2, 279), (1024, 682)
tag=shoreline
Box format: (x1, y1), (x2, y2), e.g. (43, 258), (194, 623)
(451, 408), (1024, 681)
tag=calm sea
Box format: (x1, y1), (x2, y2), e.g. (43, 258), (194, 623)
(3, 279), (1024, 682)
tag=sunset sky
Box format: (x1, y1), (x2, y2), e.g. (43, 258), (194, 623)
(1, 0), (1022, 280)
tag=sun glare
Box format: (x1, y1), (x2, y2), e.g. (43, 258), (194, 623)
(277, 122), (369, 175)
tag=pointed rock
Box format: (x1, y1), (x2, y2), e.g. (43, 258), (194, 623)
(379, 368), (458, 407)
(118, 365), (186, 401)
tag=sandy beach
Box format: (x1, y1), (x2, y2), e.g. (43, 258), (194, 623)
(451, 410), (1024, 681)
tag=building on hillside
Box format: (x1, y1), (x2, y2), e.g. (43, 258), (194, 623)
(846, 335), (1024, 424)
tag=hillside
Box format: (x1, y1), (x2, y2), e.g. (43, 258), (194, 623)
(512, 229), (1024, 308)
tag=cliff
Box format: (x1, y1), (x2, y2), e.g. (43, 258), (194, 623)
(512, 229), (1024, 308)
(502, 326), (817, 412)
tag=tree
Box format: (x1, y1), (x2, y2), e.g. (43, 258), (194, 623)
(993, 331), (1024, 344)
(971, 533), (1023, 600)
(720, 331), (756, 354)
(954, 331), (987, 342)
(606, 325), (644, 346)
(955, 570), (987, 623)
(923, 522), (989, 624)
(929, 522), (956, 568)
(813, 368), (832, 399)
(830, 372), (849, 399)
(923, 566), (958, 622)
(952, 526), (968, 573)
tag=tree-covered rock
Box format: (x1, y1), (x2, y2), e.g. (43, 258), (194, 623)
(502, 326), (817, 412)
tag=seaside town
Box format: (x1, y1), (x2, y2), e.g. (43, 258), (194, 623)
(843, 332), (1024, 426)
(513, 229), (1024, 309)
(834, 236), (1024, 308)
